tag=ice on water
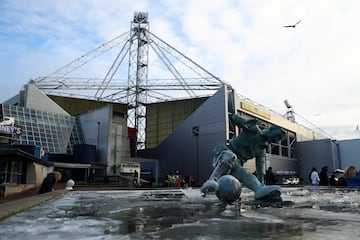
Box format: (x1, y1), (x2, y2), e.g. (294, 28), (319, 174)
(1, 187), (360, 239)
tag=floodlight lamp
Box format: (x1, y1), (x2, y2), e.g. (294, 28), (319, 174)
(134, 12), (148, 23)
(284, 99), (292, 109)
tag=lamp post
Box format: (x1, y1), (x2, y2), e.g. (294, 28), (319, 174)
(284, 99), (295, 123)
(97, 121), (100, 148)
(192, 126), (199, 185)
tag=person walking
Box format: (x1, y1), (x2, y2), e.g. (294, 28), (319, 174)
(265, 167), (277, 185)
(343, 165), (360, 186)
(132, 169), (139, 187)
(310, 167), (320, 186)
(319, 166), (329, 186)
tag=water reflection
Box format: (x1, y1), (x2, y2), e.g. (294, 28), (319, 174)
(0, 187), (360, 239)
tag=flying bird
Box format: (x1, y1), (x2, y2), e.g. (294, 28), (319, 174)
(283, 20), (302, 28)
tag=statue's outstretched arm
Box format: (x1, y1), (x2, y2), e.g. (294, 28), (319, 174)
(231, 113), (259, 131)
(230, 113), (247, 128)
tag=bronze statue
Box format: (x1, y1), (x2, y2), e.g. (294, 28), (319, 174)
(200, 113), (285, 202)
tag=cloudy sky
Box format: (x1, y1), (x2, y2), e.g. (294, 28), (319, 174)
(1, 0), (360, 140)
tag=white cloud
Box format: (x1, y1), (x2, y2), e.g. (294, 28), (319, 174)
(1, 0), (360, 140)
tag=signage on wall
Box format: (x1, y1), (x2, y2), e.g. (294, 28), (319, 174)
(240, 101), (271, 120)
(120, 162), (140, 173)
(0, 116), (22, 136)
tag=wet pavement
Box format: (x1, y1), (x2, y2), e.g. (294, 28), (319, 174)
(0, 187), (359, 239)
(0, 189), (69, 221)
(0, 187), (41, 205)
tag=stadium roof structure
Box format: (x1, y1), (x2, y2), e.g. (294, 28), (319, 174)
(31, 12), (227, 149)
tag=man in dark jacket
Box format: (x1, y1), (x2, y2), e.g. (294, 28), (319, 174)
(38, 171), (62, 194)
(265, 167), (277, 185)
(319, 166), (329, 186)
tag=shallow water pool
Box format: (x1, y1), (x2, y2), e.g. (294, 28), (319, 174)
(1, 187), (360, 239)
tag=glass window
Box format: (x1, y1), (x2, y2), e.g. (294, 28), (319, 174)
(3, 104), (85, 154)
(271, 144), (280, 155)
(281, 147), (288, 157)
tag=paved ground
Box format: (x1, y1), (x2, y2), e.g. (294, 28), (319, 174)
(0, 188), (69, 221)
(0, 183), (168, 221)
(0, 187), (41, 205)
(0, 184), (102, 221)
(0, 183), (150, 204)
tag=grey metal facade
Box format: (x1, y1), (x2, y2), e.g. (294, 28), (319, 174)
(296, 139), (340, 183)
(155, 86), (228, 184)
(296, 139), (360, 183)
(151, 86), (309, 185)
(337, 139), (360, 169)
(78, 105), (112, 165)
(295, 138), (360, 182)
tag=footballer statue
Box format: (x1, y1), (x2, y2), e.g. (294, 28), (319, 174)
(201, 113), (285, 203)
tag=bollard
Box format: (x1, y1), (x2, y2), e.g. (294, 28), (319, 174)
(234, 198), (242, 214)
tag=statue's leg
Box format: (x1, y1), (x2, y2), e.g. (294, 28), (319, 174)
(200, 150), (237, 194)
(209, 150), (237, 180)
(232, 166), (281, 200)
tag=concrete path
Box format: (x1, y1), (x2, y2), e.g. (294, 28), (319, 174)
(0, 184), (178, 221)
(0, 189), (69, 221)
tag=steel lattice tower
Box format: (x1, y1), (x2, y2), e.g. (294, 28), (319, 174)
(32, 11), (227, 152)
(127, 12), (149, 150)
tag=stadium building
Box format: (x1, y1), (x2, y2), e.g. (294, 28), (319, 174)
(1, 12), (359, 196)
(1, 82), (354, 193)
